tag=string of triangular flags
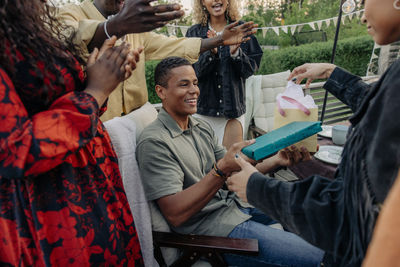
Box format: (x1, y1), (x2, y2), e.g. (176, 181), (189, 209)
(164, 9), (364, 37)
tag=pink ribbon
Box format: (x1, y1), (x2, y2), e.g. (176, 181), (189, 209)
(277, 96), (311, 117)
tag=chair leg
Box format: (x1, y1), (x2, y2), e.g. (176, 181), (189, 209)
(170, 249), (202, 267)
(205, 252), (228, 267)
(154, 243), (167, 267)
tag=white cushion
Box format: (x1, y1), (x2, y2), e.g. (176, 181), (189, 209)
(124, 102), (158, 142)
(253, 70), (291, 133)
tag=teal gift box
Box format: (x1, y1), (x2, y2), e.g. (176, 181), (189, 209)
(242, 121), (322, 161)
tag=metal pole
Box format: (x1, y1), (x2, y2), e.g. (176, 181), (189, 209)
(320, 0), (345, 123)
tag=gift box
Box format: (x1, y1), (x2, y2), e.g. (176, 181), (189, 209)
(242, 121), (322, 161)
(274, 81), (319, 152)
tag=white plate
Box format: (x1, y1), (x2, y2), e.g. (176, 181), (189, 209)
(314, 145), (343, 165)
(318, 125), (333, 138)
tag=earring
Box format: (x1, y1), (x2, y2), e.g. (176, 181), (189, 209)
(203, 6), (206, 11)
(394, 0), (400, 10)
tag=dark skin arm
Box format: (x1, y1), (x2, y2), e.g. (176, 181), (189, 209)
(157, 140), (255, 227)
(88, 0), (184, 51)
(88, 0), (257, 54)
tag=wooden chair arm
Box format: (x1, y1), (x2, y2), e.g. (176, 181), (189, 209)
(153, 231), (258, 267)
(153, 231), (258, 255)
(248, 124), (267, 138)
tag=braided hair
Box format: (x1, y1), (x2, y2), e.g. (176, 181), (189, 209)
(0, 0), (85, 103)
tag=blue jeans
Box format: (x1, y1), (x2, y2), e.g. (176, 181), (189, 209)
(223, 208), (324, 267)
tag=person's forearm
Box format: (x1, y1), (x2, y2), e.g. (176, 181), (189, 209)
(87, 18), (125, 51)
(199, 36), (224, 54)
(255, 155), (281, 174)
(157, 171), (226, 227)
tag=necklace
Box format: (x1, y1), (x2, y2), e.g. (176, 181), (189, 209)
(208, 24), (223, 36)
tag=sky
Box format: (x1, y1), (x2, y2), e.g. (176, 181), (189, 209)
(181, 0), (191, 9)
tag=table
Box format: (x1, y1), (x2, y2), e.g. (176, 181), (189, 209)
(288, 137), (339, 180)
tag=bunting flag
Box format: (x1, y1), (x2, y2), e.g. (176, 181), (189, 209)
(325, 19), (331, 28)
(272, 27), (280, 36)
(316, 20), (323, 31)
(333, 17), (338, 27)
(262, 28), (268, 38)
(163, 9), (364, 37)
(180, 26), (189, 36)
(290, 25), (297, 35)
(166, 25), (175, 36)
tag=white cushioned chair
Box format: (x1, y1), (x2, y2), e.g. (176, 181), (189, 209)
(104, 102), (258, 267)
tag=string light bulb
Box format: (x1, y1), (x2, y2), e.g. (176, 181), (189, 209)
(342, 0), (356, 13)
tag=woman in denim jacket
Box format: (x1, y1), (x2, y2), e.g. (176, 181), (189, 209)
(226, 0), (400, 266)
(186, 0), (263, 149)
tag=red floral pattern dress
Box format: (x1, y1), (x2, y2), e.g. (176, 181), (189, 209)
(0, 52), (144, 266)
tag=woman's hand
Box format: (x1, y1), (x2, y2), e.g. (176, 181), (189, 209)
(287, 63), (336, 88)
(85, 36), (143, 107)
(230, 43), (241, 55)
(207, 30), (218, 54)
(221, 21), (257, 46)
(226, 155), (258, 202)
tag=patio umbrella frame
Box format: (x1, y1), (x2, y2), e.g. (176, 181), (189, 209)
(320, 0), (346, 123)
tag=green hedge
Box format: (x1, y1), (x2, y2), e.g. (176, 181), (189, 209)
(145, 60), (161, 104)
(145, 35), (374, 104)
(258, 35), (374, 76)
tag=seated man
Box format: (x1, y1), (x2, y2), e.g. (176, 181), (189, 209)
(57, 0), (256, 121)
(136, 57), (325, 266)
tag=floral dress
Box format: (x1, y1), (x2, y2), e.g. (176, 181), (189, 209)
(0, 52), (144, 266)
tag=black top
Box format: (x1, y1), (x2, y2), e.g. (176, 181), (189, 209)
(186, 22), (263, 118)
(246, 61), (400, 266)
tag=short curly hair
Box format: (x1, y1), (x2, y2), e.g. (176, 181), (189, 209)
(192, 0), (241, 26)
(154, 57), (192, 88)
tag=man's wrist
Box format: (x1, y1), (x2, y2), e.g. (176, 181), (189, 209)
(215, 159), (229, 178)
(216, 35), (224, 46)
(107, 16), (125, 38)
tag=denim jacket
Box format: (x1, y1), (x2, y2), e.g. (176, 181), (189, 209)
(246, 61), (400, 266)
(186, 22), (263, 118)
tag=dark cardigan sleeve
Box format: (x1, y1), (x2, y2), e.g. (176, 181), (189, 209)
(247, 172), (345, 254)
(323, 67), (373, 112)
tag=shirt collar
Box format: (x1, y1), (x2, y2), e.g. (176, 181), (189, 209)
(158, 108), (200, 138)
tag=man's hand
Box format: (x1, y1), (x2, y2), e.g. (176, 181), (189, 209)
(217, 139), (256, 176)
(274, 146), (312, 167)
(110, 0), (184, 35)
(221, 21), (257, 46)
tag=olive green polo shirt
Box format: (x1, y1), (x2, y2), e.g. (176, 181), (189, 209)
(136, 108), (251, 236)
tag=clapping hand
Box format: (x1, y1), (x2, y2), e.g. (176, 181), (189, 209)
(207, 30), (218, 54)
(85, 36), (143, 106)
